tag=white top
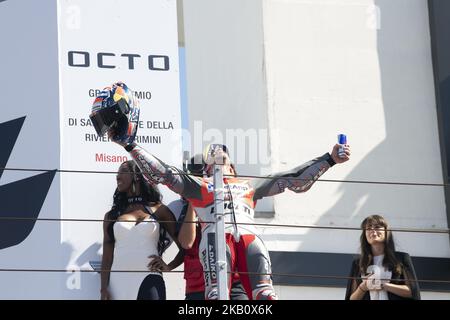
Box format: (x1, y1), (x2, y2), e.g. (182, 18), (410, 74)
(367, 255), (392, 300)
(112, 219), (159, 270)
(109, 218), (161, 300)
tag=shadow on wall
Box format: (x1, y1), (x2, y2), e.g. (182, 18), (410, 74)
(311, 0), (443, 247)
(262, 1), (450, 295)
(62, 242), (102, 299)
(0, 117), (57, 250)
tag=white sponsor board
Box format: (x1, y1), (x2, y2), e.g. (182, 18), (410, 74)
(58, 0), (182, 297)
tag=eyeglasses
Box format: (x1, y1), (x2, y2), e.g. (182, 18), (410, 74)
(365, 225), (385, 232)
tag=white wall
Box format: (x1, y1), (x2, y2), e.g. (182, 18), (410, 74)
(182, 0), (272, 199)
(261, 0), (449, 257)
(183, 0), (449, 256)
(181, 0), (450, 298)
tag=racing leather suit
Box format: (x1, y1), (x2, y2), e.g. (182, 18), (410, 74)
(126, 144), (336, 299)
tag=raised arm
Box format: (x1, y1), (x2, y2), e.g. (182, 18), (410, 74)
(124, 143), (204, 201)
(252, 144), (350, 200)
(148, 204), (185, 272)
(178, 202), (197, 250)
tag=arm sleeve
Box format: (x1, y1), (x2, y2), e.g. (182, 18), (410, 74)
(127, 144), (204, 201)
(345, 258), (360, 300)
(251, 153), (335, 200)
(400, 252), (421, 300)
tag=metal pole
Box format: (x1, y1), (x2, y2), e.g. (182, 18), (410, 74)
(182, 150), (190, 173)
(213, 163), (228, 300)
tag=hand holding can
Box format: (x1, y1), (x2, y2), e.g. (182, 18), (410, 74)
(338, 134), (347, 158)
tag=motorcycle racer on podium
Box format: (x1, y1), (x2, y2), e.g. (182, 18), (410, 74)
(90, 82), (351, 300)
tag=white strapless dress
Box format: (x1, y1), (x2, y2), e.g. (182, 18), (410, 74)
(109, 219), (161, 300)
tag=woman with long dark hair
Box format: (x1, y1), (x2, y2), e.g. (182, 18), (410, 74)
(345, 214), (420, 300)
(100, 160), (183, 300)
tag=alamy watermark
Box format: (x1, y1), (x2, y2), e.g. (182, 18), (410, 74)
(170, 120), (278, 170)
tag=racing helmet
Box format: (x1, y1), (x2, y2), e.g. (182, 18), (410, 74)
(89, 82), (139, 144)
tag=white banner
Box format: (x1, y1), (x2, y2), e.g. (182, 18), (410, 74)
(58, 0), (182, 297)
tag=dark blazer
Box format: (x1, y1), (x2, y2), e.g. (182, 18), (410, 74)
(345, 251), (421, 300)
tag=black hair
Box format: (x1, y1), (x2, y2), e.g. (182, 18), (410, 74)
(106, 160), (162, 241)
(186, 154), (205, 176)
(359, 214), (403, 275)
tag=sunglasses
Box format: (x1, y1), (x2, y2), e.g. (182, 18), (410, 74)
(204, 144), (228, 159)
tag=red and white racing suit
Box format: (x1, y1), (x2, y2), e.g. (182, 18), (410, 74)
(127, 144), (335, 299)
